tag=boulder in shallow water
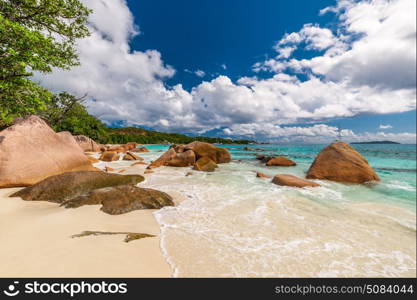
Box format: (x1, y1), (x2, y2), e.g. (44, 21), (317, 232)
(256, 154), (274, 163)
(243, 146), (256, 151)
(0, 116), (97, 188)
(166, 150), (196, 167)
(266, 157), (296, 167)
(149, 141), (230, 170)
(62, 185), (174, 215)
(306, 142), (380, 184)
(11, 171), (144, 203)
(193, 156), (218, 172)
(122, 152), (143, 161)
(272, 174), (320, 188)
(256, 172), (270, 178)
(184, 141), (231, 163)
(137, 147), (150, 152)
(99, 151), (119, 162)
(148, 148), (177, 168)
(105, 145), (127, 152)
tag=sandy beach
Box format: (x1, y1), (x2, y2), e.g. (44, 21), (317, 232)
(0, 184), (171, 277)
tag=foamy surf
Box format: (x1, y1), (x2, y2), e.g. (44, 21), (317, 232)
(141, 159), (416, 277)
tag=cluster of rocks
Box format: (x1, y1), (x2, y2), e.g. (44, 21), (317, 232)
(1, 115), (381, 208)
(148, 141), (231, 172)
(11, 171), (174, 215)
(96, 143), (149, 162)
(255, 141), (380, 188)
(0, 115), (173, 216)
(256, 154), (296, 166)
(0, 116), (98, 188)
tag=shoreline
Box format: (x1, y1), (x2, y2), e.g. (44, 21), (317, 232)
(1, 144), (415, 277)
(0, 184), (172, 278)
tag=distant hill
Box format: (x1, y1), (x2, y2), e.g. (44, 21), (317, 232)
(106, 127), (254, 145)
(350, 141), (400, 145)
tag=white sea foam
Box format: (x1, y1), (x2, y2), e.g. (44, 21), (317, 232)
(117, 145), (417, 277)
(386, 181), (416, 192)
(141, 160), (416, 277)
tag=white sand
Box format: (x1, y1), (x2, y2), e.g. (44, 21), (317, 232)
(0, 184), (172, 277)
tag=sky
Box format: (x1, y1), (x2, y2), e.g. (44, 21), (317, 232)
(36, 0), (416, 143)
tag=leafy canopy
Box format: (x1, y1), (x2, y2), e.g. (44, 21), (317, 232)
(40, 92), (110, 142)
(0, 0), (91, 125)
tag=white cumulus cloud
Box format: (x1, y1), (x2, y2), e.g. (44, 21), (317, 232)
(185, 69), (206, 78)
(34, 0), (416, 141)
(223, 123), (416, 144)
(379, 124), (393, 129)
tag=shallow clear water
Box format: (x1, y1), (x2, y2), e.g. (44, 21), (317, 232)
(139, 143), (416, 277)
(226, 143), (416, 210)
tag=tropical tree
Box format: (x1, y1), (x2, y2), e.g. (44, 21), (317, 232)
(39, 92), (110, 142)
(0, 0), (91, 125)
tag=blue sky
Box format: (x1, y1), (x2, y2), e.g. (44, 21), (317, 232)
(38, 0), (416, 143)
(127, 0), (415, 135)
(127, 0), (336, 89)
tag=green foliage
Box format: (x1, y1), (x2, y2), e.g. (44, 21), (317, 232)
(0, 1), (252, 145)
(105, 127), (254, 145)
(0, 0), (91, 125)
(40, 92), (110, 142)
(39, 92), (85, 126)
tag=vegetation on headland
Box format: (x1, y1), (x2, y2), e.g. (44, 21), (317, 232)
(105, 127), (253, 145)
(351, 141), (400, 144)
(0, 1), (252, 145)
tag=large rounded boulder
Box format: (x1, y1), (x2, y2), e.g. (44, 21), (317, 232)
(11, 171), (144, 203)
(184, 141), (231, 163)
(266, 157), (296, 166)
(122, 152), (143, 161)
(272, 174), (320, 188)
(99, 151), (120, 162)
(62, 185), (174, 215)
(73, 135), (101, 152)
(148, 148), (177, 168)
(130, 147), (150, 153)
(0, 116), (97, 188)
(306, 142), (380, 184)
(193, 157), (218, 172)
(148, 141), (231, 171)
(167, 150), (196, 167)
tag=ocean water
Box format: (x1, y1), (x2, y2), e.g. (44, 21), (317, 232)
(140, 143), (416, 277)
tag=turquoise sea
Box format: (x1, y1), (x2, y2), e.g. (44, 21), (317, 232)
(147, 143), (416, 209)
(226, 143), (417, 209)
(139, 143), (416, 277)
